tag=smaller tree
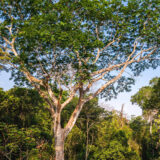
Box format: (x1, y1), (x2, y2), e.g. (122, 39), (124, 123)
(131, 77), (160, 160)
(131, 77), (160, 124)
(76, 98), (105, 160)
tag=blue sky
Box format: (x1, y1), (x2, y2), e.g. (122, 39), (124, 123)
(0, 67), (160, 117)
(100, 67), (160, 118)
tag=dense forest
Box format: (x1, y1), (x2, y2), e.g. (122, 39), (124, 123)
(0, 77), (160, 160)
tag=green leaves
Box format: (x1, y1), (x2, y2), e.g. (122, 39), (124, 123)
(1, 86), (160, 159)
(130, 77), (160, 159)
(0, 87), (53, 159)
(0, 0), (159, 93)
(131, 77), (160, 111)
(91, 113), (140, 160)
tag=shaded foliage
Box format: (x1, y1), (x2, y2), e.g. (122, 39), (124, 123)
(0, 87), (53, 160)
(0, 85), (160, 159)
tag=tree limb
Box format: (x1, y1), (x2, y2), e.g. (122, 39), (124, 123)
(61, 84), (79, 109)
(64, 87), (84, 138)
(85, 47), (157, 102)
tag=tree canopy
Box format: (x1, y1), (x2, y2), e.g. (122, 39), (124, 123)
(131, 77), (160, 112)
(0, 0), (159, 99)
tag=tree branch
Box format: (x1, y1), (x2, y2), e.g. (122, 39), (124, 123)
(2, 33), (59, 107)
(64, 87), (84, 138)
(85, 46), (157, 102)
(92, 39), (117, 64)
(75, 51), (82, 67)
(61, 84), (79, 109)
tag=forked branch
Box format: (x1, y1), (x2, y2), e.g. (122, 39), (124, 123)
(85, 46), (157, 102)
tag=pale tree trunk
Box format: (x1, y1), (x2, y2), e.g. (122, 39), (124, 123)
(51, 88), (85, 160)
(150, 120), (152, 135)
(54, 127), (65, 160)
(54, 107), (65, 160)
(53, 102), (85, 160)
(85, 117), (89, 160)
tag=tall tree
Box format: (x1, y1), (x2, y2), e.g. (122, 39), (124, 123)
(0, 0), (159, 159)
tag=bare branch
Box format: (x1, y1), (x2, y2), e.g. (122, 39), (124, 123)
(2, 35), (48, 86)
(3, 36), (18, 57)
(10, 40), (18, 56)
(85, 46), (157, 101)
(75, 51), (82, 67)
(2, 37), (11, 45)
(85, 70), (108, 92)
(95, 25), (99, 41)
(85, 61), (130, 102)
(61, 84), (80, 109)
(35, 85), (55, 119)
(2, 30), (59, 107)
(47, 85), (59, 107)
(93, 48), (100, 64)
(93, 39), (117, 64)
(91, 40), (146, 77)
(100, 39), (118, 53)
(64, 88), (84, 138)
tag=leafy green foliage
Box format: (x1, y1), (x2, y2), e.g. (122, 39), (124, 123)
(131, 77), (160, 111)
(0, 87), (53, 160)
(130, 116), (160, 160)
(63, 97), (105, 159)
(0, 0), (159, 98)
(65, 125), (86, 160)
(91, 113), (140, 160)
(130, 77), (160, 160)
(1, 85), (160, 159)
(0, 2), (159, 158)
